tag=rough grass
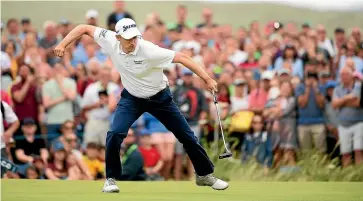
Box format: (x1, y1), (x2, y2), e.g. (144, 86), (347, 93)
(205, 140), (363, 182)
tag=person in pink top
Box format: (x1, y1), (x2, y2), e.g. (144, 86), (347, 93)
(248, 71), (274, 113)
(1, 90), (13, 107)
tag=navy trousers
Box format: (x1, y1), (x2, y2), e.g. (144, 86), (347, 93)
(105, 87), (214, 180)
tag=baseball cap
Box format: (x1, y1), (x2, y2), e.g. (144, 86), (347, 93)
(325, 80), (337, 89)
(52, 142), (65, 152)
(59, 19), (70, 25)
(278, 68), (291, 76)
(302, 22), (311, 28)
(261, 71), (275, 80)
(115, 18), (142, 40)
(233, 79), (247, 86)
(85, 9), (99, 19)
(22, 117), (36, 125)
(182, 68), (193, 76)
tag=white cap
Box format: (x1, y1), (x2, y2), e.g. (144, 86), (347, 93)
(85, 9), (99, 19)
(261, 70), (275, 80)
(115, 18), (141, 40)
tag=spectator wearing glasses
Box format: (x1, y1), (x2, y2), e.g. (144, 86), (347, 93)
(332, 67), (363, 167)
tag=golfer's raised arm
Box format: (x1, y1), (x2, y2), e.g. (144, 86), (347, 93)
(173, 53), (210, 82)
(54, 24), (95, 56)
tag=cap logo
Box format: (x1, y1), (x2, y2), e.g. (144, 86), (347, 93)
(122, 24), (136, 32)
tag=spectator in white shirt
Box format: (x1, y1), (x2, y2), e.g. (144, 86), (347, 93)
(1, 101), (20, 177)
(81, 67), (119, 147)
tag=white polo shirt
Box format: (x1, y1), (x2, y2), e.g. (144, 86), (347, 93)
(94, 27), (176, 98)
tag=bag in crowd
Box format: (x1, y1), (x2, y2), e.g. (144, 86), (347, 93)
(228, 111), (254, 133)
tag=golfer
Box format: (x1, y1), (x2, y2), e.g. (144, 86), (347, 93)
(54, 18), (228, 192)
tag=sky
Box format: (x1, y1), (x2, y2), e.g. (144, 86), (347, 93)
(203, 0), (363, 11)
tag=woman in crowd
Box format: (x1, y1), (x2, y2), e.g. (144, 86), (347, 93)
(274, 44), (304, 79)
(45, 143), (70, 180)
(241, 114), (273, 175)
(264, 81), (297, 167)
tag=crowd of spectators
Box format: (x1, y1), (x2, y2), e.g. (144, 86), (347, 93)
(1, 1), (363, 180)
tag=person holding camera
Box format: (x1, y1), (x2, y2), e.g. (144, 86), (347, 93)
(295, 62), (327, 154)
(81, 67), (119, 147)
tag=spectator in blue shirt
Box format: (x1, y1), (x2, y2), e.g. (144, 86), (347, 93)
(295, 66), (327, 154)
(332, 67), (363, 167)
(241, 114), (273, 175)
(274, 44), (304, 79)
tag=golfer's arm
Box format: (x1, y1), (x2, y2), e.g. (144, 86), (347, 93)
(173, 52), (212, 83)
(59, 24), (96, 48)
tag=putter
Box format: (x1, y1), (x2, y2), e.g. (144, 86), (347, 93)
(212, 92), (232, 159)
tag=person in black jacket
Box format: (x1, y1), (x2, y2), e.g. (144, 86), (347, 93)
(107, 0), (134, 31)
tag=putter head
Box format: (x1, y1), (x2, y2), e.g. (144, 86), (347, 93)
(219, 152), (232, 159)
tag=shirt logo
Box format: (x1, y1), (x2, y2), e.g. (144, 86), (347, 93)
(99, 29), (108, 38)
(123, 24), (136, 32)
(134, 60), (143, 64)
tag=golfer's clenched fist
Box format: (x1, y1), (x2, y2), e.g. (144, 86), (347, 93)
(54, 45), (65, 57)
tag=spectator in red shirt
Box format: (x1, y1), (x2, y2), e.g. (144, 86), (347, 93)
(10, 65), (40, 134)
(75, 63), (96, 96)
(138, 129), (164, 181)
(239, 43), (259, 70)
(249, 71), (274, 113)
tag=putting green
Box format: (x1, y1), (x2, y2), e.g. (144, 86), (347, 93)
(1, 180), (362, 201)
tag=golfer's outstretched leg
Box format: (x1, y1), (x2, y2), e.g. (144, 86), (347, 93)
(147, 88), (229, 190)
(103, 90), (144, 193)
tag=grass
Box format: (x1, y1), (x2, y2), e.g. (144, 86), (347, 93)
(2, 179), (363, 201)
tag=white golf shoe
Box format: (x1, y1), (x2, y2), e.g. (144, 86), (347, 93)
(196, 174), (229, 190)
(102, 178), (120, 193)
